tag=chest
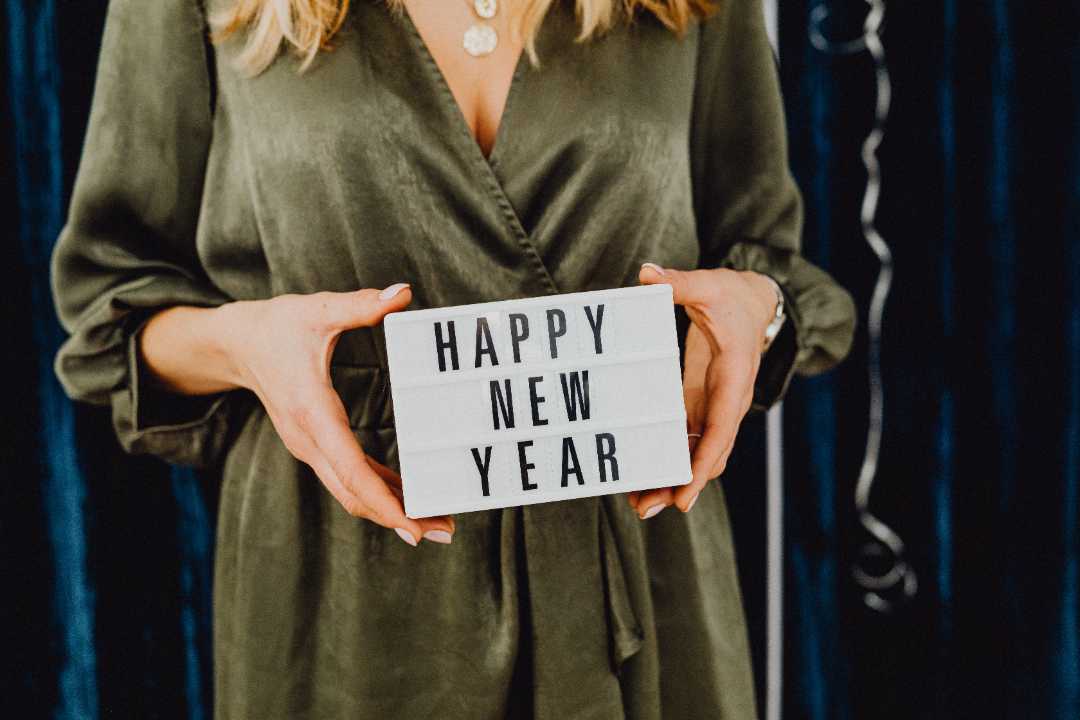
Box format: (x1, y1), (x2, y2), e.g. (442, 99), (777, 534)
(400, 0), (524, 158)
(220, 0), (699, 185)
(204, 0), (704, 302)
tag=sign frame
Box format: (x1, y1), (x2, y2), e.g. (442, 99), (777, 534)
(383, 284), (693, 518)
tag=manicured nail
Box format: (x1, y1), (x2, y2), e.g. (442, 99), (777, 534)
(641, 262), (667, 275)
(423, 530), (452, 544)
(379, 283), (410, 300)
(684, 493), (699, 513)
(641, 503), (665, 520)
(394, 527), (418, 546)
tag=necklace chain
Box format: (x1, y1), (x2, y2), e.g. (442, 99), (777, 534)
(463, 0), (499, 57)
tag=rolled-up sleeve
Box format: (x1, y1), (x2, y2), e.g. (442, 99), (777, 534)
(690, 0), (857, 411)
(50, 0), (252, 468)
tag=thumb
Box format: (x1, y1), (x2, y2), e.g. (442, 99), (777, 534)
(639, 263), (705, 309)
(326, 282), (413, 330)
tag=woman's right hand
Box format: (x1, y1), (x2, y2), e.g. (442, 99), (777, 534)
(214, 283), (456, 547)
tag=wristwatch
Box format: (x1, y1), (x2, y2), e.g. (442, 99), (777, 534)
(759, 274), (787, 354)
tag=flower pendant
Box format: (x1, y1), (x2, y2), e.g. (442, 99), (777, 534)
(464, 24), (498, 57)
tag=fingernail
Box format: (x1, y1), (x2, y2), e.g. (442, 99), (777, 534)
(379, 283), (410, 301)
(641, 262), (667, 275)
(684, 493), (700, 513)
(641, 503), (665, 520)
(423, 529), (452, 544)
(394, 527), (418, 546)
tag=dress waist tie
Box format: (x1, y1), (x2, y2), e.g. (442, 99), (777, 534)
(518, 494), (646, 715)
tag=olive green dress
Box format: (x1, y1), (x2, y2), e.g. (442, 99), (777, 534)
(50, 0), (856, 717)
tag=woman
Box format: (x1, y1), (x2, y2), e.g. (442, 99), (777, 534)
(50, 0), (856, 717)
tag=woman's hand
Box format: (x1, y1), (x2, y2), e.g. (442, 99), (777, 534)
(210, 283), (456, 547)
(626, 263), (779, 519)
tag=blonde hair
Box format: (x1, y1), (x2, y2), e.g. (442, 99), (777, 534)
(208, 0), (717, 77)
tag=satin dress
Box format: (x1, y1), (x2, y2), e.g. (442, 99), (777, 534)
(50, 0), (857, 717)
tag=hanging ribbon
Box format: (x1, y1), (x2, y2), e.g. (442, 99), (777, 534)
(810, 0), (918, 613)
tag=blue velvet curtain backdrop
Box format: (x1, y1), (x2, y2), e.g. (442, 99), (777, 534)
(4, 1), (1079, 718)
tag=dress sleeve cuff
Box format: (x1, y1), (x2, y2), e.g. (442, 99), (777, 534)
(108, 311), (250, 469)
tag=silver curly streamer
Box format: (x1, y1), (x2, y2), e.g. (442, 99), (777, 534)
(810, 0), (917, 613)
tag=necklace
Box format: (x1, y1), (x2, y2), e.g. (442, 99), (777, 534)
(463, 0), (498, 57)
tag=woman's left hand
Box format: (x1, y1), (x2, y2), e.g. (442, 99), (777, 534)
(626, 262), (780, 519)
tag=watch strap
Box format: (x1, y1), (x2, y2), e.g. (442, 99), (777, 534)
(760, 274), (787, 354)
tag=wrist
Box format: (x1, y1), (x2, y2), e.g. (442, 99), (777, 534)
(137, 302), (254, 396)
(209, 301), (256, 391)
(738, 270), (788, 354)
(738, 271), (781, 332)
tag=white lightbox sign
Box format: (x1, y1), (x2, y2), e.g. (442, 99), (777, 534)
(383, 284), (692, 519)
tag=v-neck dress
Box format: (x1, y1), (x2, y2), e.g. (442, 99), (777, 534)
(50, 0), (857, 717)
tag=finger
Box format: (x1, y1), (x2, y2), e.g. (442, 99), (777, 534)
(677, 391), (743, 511)
(297, 384), (426, 546)
(626, 490), (642, 511)
(322, 283), (413, 332)
(309, 451), (366, 517)
(709, 431), (738, 480)
(298, 436), (406, 536)
(683, 327), (708, 454)
(368, 457), (456, 538)
(383, 479), (456, 541)
(706, 388), (754, 480)
(367, 456), (403, 489)
(686, 419), (729, 491)
(314, 451), (456, 544)
(638, 264), (717, 313)
(710, 404), (744, 477)
(634, 486), (675, 520)
(263, 400), (361, 507)
(415, 517), (456, 544)
(686, 383), (706, 455)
